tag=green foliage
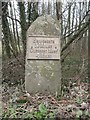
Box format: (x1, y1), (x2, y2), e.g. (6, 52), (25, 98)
(2, 105), (17, 118)
(75, 96), (83, 104)
(33, 103), (47, 119)
(84, 110), (90, 117)
(2, 103), (55, 119)
(76, 110), (83, 118)
(16, 99), (27, 104)
(31, 103), (54, 119)
(39, 103), (47, 114)
(76, 109), (90, 118)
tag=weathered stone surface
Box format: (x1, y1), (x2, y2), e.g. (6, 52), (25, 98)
(25, 15), (61, 95)
(27, 36), (60, 59)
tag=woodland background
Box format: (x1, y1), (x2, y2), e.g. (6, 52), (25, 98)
(1, 0), (90, 119)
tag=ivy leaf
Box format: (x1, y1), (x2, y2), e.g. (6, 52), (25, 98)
(76, 110), (83, 118)
(39, 103), (47, 114)
(85, 110), (90, 117)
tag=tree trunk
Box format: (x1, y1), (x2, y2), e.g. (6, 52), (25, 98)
(27, 2), (32, 27)
(56, 0), (61, 20)
(9, 2), (18, 55)
(18, 2), (27, 56)
(2, 2), (11, 58)
(13, 1), (21, 53)
(88, 1), (90, 93)
(48, 0), (51, 15)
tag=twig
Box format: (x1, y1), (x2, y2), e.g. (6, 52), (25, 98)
(7, 15), (21, 24)
(61, 51), (71, 63)
(61, 18), (90, 55)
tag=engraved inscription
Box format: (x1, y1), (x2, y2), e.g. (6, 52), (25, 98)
(27, 36), (60, 59)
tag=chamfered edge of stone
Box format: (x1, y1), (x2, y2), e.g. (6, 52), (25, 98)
(27, 15), (60, 37)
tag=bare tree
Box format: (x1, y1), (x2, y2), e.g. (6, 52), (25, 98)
(2, 2), (11, 58)
(18, 2), (27, 56)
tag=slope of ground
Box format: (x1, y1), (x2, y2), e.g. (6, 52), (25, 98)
(2, 53), (90, 119)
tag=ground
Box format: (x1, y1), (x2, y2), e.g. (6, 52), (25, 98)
(1, 53), (90, 119)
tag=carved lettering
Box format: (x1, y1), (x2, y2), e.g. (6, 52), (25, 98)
(27, 36), (60, 59)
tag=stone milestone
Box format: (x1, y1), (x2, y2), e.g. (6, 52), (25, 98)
(25, 15), (61, 95)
